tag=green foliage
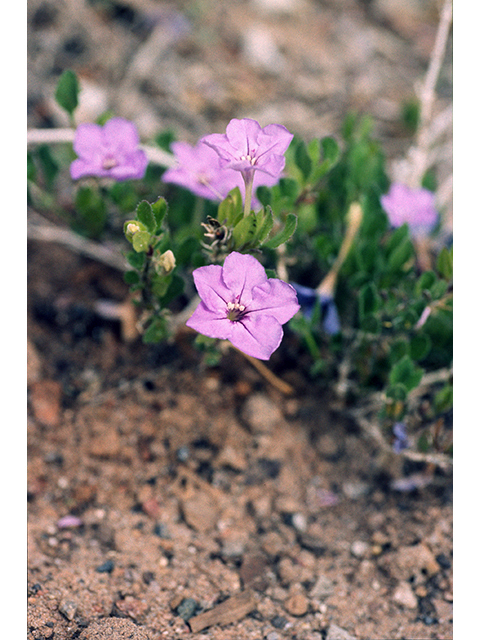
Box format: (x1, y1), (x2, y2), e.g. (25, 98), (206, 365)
(55, 70), (79, 118)
(28, 83), (453, 462)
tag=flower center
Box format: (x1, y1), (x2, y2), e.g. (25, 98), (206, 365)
(239, 153), (257, 166)
(226, 300), (247, 322)
(102, 156), (118, 170)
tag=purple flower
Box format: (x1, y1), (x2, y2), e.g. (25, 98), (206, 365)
(201, 118), (293, 182)
(70, 117), (148, 181)
(186, 252), (300, 360)
(380, 183), (438, 238)
(291, 282), (341, 335)
(162, 140), (278, 208)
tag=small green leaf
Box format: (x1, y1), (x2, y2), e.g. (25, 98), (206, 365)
(385, 383), (408, 402)
(159, 273), (185, 306)
(37, 145), (59, 188)
(55, 70), (79, 117)
(218, 188), (243, 227)
(136, 201), (156, 233)
(389, 355), (423, 392)
(436, 246), (453, 281)
(263, 213), (297, 249)
(256, 207), (274, 245)
(409, 334), (432, 361)
(359, 282), (380, 319)
(152, 197), (168, 230)
(143, 316), (169, 344)
(232, 213), (258, 249)
(387, 235), (414, 272)
(295, 140), (312, 181)
(124, 270), (140, 285)
(132, 230), (151, 253)
(126, 250), (145, 269)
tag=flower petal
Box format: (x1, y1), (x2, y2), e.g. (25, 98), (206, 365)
(221, 252), (267, 303)
(103, 118), (141, 154)
(186, 302), (232, 339)
(192, 264), (231, 310)
(72, 123), (104, 158)
(248, 279), (300, 324)
(230, 314), (284, 360)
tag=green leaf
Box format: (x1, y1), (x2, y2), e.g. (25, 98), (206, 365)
(176, 236), (198, 266)
(27, 152), (37, 182)
(256, 185), (272, 208)
(232, 213), (258, 249)
(37, 145), (59, 188)
(409, 334), (432, 361)
(256, 207), (274, 245)
(436, 246), (453, 281)
(75, 185), (107, 238)
(434, 383), (453, 414)
(132, 230), (151, 253)
(389, 355), (423, 392)
(125, 250), (145, 269)
(387, 235), (414, 272)
(142, 316), (169, 344)
(263, 213), (297, 249)
(295, 139), (312, 181)
(159, 273), (185, 306)
(136, 201), (156, 233)
(152, 197), (168, 230)
(385, 383), (408, 402)
(218, 187), (243, 227)
(358, 282), (380, 319)
(54, 70), (79, 117)
(124, 270), (140, 285)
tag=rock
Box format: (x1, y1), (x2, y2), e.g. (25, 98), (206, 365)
(240, 552), (269, 590)
(393, 543), (441, 582)
(242, 393), (283, 432)
(350, 540), (370, 559)
(326, 624), (358, 640)
(392, 581), (418, 609)
(78, 617), (151, 639)
(310, 574), (335, 599)
(181, 492), (220, 533)
(342, 481), (370, 500)
(58, 599), (77, 621)
(29, 380), (62, 427)
(284, 592), (309, 616)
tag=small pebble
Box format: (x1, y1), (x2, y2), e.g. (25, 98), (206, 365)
(95, 559), (114, 573)
(393, 581), (418, 609)
(350, 540), (369, 558)
(59, 599), (77, 621)
(176, 597), (199, 621)
(284, 593), (309, 616)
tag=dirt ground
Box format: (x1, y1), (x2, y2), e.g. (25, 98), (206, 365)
(27, 1), (452, 639)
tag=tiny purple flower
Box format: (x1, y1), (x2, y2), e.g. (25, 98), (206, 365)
(70, 117), (148, 181)
(201, 118), (294, 182)
(186, 252), (300, 360)
(380, 183), (438, 238)
(291, 282), (341, 335)
(161, 140), (277, 207)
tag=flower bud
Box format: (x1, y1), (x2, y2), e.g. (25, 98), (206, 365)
(154, 249), (176, 274)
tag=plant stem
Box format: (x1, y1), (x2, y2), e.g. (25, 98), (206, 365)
(242, 172), (253, 217)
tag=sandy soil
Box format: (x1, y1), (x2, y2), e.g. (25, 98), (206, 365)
(27, 1), (452, 638)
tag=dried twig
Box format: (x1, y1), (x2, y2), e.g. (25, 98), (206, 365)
(28, 210), (129, 272)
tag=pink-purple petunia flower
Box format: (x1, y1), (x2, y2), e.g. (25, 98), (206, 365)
(380, 183), (438, 238)
(200, 118), (294, 182)
(161, 140), (277, 208)
(186, 251), (300, 360)
(70, 117), (148, 181)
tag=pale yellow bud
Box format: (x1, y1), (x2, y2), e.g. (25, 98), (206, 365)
(157, 249), (176, 274)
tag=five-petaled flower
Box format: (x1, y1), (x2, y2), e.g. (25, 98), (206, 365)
(70, 117), (148, 181)
(186, 252), (300, 360)
(380, 183), (438, 238)
(161, 140), (277, 208)
(201, 118), (293, 183)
